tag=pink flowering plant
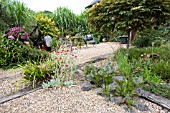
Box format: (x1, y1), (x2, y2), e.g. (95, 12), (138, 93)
(7, 27), (28, 40)
(42, 48), (77, 88)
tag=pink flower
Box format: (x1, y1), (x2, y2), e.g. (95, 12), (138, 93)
(56, 51), (60, 54)
(59, 68), (62, 71)
(8, 36), (15, 40)
(59, 58), (62, 60)
(65, 64), (69, 68)
(24, 41), (30, 45)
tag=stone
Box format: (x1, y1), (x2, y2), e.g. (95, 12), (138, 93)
(133, 77), (143, 84)
(124, 107), (136, 113)
(110, 97), (124, 104)
(81, 82), (92, 91)
(74, 70), (84, 77)
(80, 77), (85, 81)
(110, 97), (115, 103)
(74, 71), (81, 77)
(104, 95), (110, 101)
(96, 88), (103, 95)
(109, 83), (117, 91)
(112, 76), (124, 82)
(135, 102), (149, 111)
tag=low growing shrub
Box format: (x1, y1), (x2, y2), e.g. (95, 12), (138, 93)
(132, 28), (167, 48)
(150, 60), (170, 81)
(0, 35), (47, 69)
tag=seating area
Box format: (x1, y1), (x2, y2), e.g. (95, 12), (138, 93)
(84, 34), (96, 48)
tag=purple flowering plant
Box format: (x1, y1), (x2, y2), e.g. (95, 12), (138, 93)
(7, 27), (28, 40)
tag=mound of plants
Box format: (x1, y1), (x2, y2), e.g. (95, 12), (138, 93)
(132, 28), (168, 48)
(113, 46), (170, 100)
(83, 61), (139, 107)
(20, 48), (77, 88)
(0, 28), (47, 69)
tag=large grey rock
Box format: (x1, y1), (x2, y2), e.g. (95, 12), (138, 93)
(81, 82), (93, 91)
(135, 102), (149, 111)
(109, 83), (117, 91)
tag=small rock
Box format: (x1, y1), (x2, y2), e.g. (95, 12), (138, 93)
(110, 97), (124, 104)
(112, 76), (124, 82)
(110, 97), (115, 103)
(109, 82), (117, 91)
(133, 77), (143, 84)
(80, 77), (85, 81)
(135, 102), (149, 111)
(74, 71), (81, 77)
(124, 107), (136, 113)
(96, 88), (103, 95)
(104, 95), (110, 101)
(81, 82), (92, 91)
(129, 108), (136, 113)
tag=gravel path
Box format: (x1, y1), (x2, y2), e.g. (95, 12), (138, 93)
(0, 42), (169, 113)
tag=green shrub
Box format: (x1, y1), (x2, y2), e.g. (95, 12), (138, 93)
(20, 60), (53, 87)
(0, 35), (47, 69)
(142, 83), (170, 100)
(150, 60), (170, 81)
(132, 28), (167, 48)
(36, 14), (60, 38)
(124, 46), (170, 62)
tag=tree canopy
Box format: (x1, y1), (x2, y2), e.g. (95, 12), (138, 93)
(87, 0), (170, 35)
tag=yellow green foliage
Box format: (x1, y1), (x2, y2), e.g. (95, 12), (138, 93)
(36, 14), (60, 38)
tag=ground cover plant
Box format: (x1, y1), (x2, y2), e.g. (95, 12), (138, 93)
(83, 60), (139, 107)
(114, 46), (170, 100)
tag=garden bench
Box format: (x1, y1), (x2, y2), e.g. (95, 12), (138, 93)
(84, 34), (96, 48)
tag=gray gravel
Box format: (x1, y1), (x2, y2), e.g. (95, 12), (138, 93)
(0, 42), (169, 113)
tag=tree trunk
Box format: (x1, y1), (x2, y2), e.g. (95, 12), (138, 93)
(127, 30), (132, 50)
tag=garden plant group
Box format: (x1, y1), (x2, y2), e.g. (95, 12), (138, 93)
(0, 0), (170, 112)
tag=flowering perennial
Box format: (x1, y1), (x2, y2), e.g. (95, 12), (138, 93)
(8, 27), (28, 40)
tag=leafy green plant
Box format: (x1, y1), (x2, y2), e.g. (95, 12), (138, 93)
(115, 77), (138, 106)
(114, 50), (132, 77)
(20, 60), (53, 88)
(84, 64), (96, 75)
(0, 35), (47, 69)
(150, 60), (170, 81)
(132, 28), (168, 48)
(142, 83), (170, 100)
(41, 48), (77, 89)
(35, 14), (60, 38)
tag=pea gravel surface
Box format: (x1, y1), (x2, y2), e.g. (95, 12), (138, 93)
(0, 42), (169, 113)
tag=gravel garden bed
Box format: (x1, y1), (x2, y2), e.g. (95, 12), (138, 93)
(0, 42), (170, 113)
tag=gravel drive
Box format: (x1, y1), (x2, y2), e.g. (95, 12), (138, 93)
(0, 42), (169, 113)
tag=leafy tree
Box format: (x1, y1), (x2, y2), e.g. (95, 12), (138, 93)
(77, 10), (91, 35)
(87, 0), (170, 48)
